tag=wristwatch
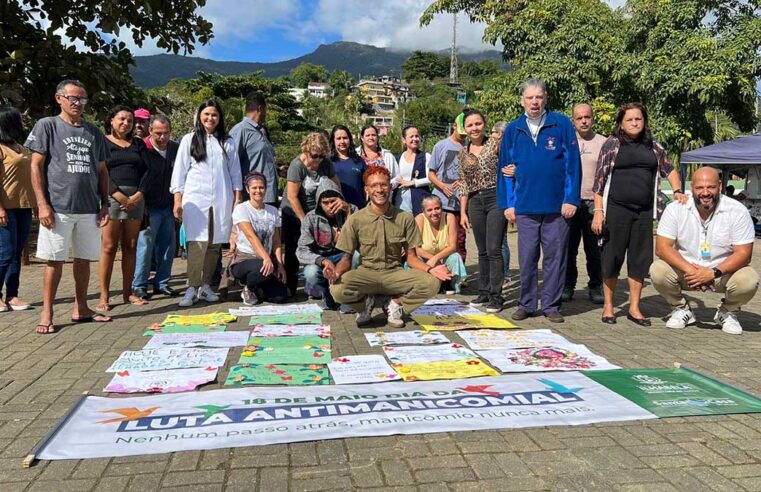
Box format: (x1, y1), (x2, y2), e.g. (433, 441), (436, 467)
(712, 267), (723, 279)
(673, 189), (683, 195)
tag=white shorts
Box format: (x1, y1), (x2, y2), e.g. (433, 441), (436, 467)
(36, 213), (102, 262)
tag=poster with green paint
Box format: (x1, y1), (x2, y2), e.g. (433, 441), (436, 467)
(248, 313), (322, 325)
(239, 335), (331, 364)
(225, 364), (329, 385)
(143, 324), (227, 336)
(584, 368), (761, 417)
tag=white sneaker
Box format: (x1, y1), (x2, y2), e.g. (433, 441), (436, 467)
(665, 306), (695, 329)
(241, 287), (257, 306)
(197, 284), (220, 303)
(179, 287), (198, 307)
(715, 309), (742, 335)
(356, 295), (375, 326)
(386, 299), (405, 328)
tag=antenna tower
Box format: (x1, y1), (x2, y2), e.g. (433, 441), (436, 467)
(449, 13), (459, 86)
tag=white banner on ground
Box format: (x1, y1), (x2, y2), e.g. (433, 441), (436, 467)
(36, 373), (655, 460)
(142, 332), (250, 349)
(229, 304), (322, 316)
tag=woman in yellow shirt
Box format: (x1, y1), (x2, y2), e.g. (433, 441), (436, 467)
(0, 107), (36, 312)
(412, 195), (467, 294)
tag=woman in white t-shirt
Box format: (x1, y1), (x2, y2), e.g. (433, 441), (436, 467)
(230, 172), (288, 304)
(392, 125), (431, 215)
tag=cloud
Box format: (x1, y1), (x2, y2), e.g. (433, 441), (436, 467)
(305, 0), (498, 52)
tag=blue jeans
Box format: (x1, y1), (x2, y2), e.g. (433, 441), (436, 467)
(133, 207), (176, 291)
(0, 208), (32, 299)
(303, 252), (359, 308)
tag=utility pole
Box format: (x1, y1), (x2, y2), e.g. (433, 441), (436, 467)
(449, 13), (459, 86)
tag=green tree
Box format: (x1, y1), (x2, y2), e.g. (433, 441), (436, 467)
(402, 51), (451, 80)
(289, 63), (329, 88)
(422, 0), (761, 153)
(1, 0), (213, 119)
(329, 69), (355, 94)
(461, 59), (500, 79)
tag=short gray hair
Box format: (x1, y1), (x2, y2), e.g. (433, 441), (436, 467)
(492, 121), (508, 134)
(421, 195), (442, 208)
(520, 78), (547, 97)
(150, 114), (171, 128)
(56, 79), (86, 94)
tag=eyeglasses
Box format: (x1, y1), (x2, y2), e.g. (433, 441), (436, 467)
(57, 94), (88, 105)
(308, 153), (324, 160)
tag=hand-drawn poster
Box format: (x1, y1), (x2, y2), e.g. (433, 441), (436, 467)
(143, 324), (226, 336)
(411, 299), (484, 317)
(477, 344), (620, 372)
(392, 359), (499, 381)
(161, 313), (237, 326)
(328, 355), (401, 384)
(383, 343), (478, 364)
(457, 329), (572, 350)
(230, 304), (322, 317)
(239, 336), (331, 365)
(103, 367), (218, 394)
(142, 332), (250, 349)
(106, 348), (229, 372)
(412, 314), (516, 332)
(225, 364), (329, 386)
(250, 324), (331, 337)
(365, 330), (449, 347)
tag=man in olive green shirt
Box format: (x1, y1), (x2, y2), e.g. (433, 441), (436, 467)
(329, 167), (450, 327)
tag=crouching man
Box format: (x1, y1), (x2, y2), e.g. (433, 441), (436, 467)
(329, 166), (450, 327)
(650, 166), (758, 334)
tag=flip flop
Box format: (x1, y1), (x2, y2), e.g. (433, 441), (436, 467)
(36, 323), (56, 334)
(71, 313), (112, 323)
(128, 295), (148, 306)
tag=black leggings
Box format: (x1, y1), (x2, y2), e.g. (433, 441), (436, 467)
(281, 213), (301, 295)
(231, 259), (289, 301)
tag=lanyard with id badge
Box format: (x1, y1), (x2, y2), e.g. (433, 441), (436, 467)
(700, 211), (716, 261)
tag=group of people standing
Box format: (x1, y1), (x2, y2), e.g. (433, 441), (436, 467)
(2, 77), (757, 335)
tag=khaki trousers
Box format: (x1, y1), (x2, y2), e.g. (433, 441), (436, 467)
(330, 266), (440, 314)
(187, 207), (222, 288)
(649, 259), (759, 311)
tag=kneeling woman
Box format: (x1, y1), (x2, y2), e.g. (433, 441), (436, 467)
(224, 172), (288, 304)
(412, 195), (467, 293)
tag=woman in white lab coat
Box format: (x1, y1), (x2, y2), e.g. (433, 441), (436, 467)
(171, 99), (243, 307)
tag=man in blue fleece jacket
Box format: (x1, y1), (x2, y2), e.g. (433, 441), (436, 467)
(496, 79), (581, 323)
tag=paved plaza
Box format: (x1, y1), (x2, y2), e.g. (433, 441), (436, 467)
(2, 232), (761, 491)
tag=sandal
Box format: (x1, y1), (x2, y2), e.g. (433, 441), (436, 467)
(71, 313), (112, 323)
(95, 303), (112, 312)
(128, 295), (148, 306)
(36, 323), (56, 334)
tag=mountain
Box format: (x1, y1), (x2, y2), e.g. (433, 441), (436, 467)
(131, 41), (504, 88)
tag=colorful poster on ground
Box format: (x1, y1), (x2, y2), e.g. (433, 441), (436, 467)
(412, 300), (485, 317)
(584, 368), (761, 417)
(225, 364), (328, 386)
(106, 348), (229, 372)
(383, 343), (478, 364)
(457, 329), (572, 350)
(239, 336), (331, 364)
(328, 355), (401, 384)
(142, 332), (250, 349)
(413, 314), (516, 332)
(250, 324), (331, 337)
(393, 359), (499, 381)
(477, 345), (620, 372)
(103, 367), (218, 394)
(365, 330), (450, 347)
(230, 304), (323, 317)
(161, 313), (237, 326)
(143, 324), (226, 336)
(248, 313), (322, 325)
(35, 373), (656, 460)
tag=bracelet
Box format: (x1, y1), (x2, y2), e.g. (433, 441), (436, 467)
(593, 208), (604, 213)
(426, 266), (433, 273)
(673, 189), (683, 195)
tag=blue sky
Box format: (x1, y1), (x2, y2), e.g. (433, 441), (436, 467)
(121, 0), (497, 62)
